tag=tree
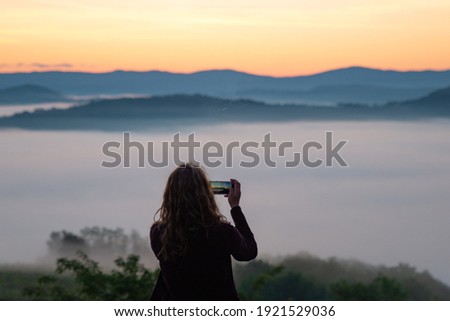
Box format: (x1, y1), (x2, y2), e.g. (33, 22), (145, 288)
(24, 251), (158, 300)
(330, 275), (408, 300)
(47, 231), (88, 258)
(237, 262), (327, 300)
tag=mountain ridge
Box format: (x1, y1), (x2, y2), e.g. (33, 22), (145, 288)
(2, 66), (448, 77)
(1, 67), (449, 104)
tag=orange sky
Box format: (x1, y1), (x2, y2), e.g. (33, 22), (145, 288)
(1, 0), (449, 76)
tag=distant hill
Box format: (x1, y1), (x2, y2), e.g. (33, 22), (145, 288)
(394, 86), (450, 108)
(0, 84), (70, 105)
(0, 88), (449, 131)
(237, 84), (435, 105)
(375, 86), (450, 118)
(0, 67), (449, 104)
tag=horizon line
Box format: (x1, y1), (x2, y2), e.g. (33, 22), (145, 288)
(1, 65), (450, 78)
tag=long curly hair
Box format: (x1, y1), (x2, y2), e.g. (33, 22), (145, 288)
(154, 163), (227, 261)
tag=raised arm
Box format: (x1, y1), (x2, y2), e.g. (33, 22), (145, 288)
(225, 179), (257, 261)
(228, 205), (257, 261)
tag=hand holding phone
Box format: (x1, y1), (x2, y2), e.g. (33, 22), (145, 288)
(209, 179), (241, 208)
(209, 181), (232, 195)
(226, 179), (241, 209)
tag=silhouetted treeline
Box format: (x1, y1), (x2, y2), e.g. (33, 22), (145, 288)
(234, 255), (450, 300)
(2, 228), (449, 300)
(0, 252), (446, 300)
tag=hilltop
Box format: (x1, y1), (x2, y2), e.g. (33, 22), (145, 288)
(0, 84), (70, 105)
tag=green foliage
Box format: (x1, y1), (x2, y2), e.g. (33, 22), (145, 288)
(0, 268), (56, 300)
(2, 230), (450, 301)
(24, 251), (158, 300)
(237, 261), (328, 300)
(2, 254), (449, 300)
(258, 272), (328, 300)
(262, 254), (450, 300)
(330, 275), (408, 300)
(23, 275), (76, 300)
(234, 257), (450, 301)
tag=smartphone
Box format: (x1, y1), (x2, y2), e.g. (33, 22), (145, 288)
(209, 180), (232, 194)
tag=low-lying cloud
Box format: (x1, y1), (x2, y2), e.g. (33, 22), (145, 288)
(0, 62), (74, 69)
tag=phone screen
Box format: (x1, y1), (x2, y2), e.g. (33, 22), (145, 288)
(209, 181), (231, 194)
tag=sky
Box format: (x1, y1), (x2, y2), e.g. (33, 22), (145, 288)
(1, 0), (449, 76)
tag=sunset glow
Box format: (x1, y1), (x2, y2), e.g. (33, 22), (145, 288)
(1, 0), (449, 76)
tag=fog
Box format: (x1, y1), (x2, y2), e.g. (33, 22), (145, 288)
(1, 120), (450, 285)
(0, 102), (75, 117)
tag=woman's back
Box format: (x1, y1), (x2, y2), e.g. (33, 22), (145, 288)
(150, 206), (257, 300)
(149, 163), (257, 300)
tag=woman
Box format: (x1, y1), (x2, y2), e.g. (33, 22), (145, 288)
(150, 163), (257, 300)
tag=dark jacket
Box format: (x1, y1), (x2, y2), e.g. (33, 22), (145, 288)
(150, 206), (257, 300)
